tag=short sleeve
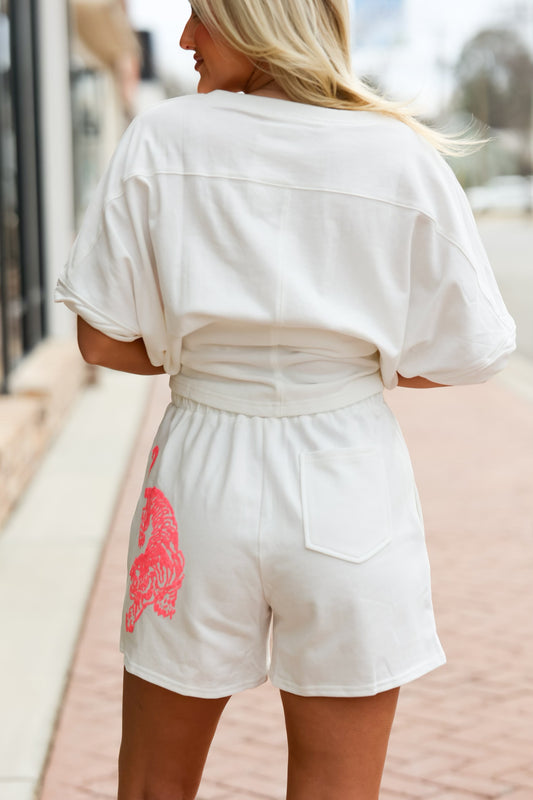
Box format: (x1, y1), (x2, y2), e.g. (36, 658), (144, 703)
(379, 160), (516, 390)
(55, 117), (168, 369)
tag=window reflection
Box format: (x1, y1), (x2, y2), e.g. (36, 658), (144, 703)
(70, 66), (105, 228)
(0, 0), (23, 391)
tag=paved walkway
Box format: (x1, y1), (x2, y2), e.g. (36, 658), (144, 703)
(39, 369), (533, 800)
(0, 369), (152, 800)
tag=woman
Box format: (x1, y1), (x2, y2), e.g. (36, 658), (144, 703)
(55, 1), (516, 798)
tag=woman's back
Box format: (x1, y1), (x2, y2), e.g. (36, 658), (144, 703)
(58, 90), (514, 414)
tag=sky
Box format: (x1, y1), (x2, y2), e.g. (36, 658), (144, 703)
(127, 0), (533, 116)
(352, 0), (533, 114)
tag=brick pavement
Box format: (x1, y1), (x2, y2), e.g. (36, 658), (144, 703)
(39, 375), (533, 800)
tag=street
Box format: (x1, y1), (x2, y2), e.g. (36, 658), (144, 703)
(477, 214), (533, 362)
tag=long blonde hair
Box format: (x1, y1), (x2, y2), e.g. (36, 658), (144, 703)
(190, 0), (483, 155)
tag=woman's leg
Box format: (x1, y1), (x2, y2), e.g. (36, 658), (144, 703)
(280, 687), (400, 800)
(118, 669), (231, 800)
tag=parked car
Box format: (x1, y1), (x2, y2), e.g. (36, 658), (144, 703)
(466, 175), (533, 213)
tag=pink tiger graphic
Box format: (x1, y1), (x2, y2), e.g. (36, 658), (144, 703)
(125, 446), (185, 633)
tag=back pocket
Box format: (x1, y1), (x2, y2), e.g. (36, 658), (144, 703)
(299, 447), (392, 564)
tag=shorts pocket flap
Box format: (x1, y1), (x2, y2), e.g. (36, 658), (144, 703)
(299, 446), (392, 564)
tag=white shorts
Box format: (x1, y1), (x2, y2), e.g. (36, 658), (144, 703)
(119, 392), (446, 698)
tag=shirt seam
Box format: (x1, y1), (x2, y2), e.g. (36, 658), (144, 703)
(119, 168), (438, 216)
(85, 169), (509, 331)
(109, 170), (481, 262)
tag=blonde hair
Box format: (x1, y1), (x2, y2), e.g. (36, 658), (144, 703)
(190, 0), (484, 155)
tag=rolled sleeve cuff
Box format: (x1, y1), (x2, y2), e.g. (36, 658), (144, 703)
(55, 277), (141, 342)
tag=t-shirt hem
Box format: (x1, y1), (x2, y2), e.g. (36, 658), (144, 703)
(55, 276), (141, 342)
(417, 329), (516, 386)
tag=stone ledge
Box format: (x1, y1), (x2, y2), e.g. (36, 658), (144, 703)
(0, 338), (90, 530)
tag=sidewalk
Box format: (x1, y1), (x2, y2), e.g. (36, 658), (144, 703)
(34, 360), (533, 799)
(0, 369), (152, 800)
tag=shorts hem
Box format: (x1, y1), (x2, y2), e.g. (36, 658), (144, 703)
(123, 655), (268, 699)
(268, 653), (447, 697)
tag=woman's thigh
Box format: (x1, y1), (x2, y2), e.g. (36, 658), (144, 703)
(280, 687), (400, 800)
(118, 669), (231, 800)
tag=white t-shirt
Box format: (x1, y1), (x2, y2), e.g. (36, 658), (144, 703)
(55, 90), (515, 416)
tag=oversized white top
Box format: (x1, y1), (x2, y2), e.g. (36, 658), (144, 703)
(56, 90), (515, 416)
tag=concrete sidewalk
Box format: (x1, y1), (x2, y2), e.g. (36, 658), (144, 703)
(0, 369), (152, 800)
(32, 360), (533, 799)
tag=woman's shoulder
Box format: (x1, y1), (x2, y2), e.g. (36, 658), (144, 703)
(133, 93), (211, 133)
(356, 113), (466, 215)
(121, 94), (463, 222)
(110, 94), (215, 179)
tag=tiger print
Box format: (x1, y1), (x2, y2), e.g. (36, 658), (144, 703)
(125, 446), (185, 633)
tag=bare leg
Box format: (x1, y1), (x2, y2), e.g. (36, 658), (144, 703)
(281, 687), (400, 800)
(118, 669), (231, 800)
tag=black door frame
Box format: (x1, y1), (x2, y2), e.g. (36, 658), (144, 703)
(0, 0), (46, 392)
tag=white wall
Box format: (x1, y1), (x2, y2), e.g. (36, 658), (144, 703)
(38, 0), (76, 338)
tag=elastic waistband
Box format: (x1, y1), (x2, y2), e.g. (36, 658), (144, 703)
(169, 372), (384, 418)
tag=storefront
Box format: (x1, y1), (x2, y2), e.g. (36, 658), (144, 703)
(0, 0), (140, 392)
(0, 0), (45, 393)
(69, 0), (140, 226)
(0, 0), (141, 529)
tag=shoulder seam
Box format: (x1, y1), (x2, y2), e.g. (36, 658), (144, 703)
(112, 168), (472, 254)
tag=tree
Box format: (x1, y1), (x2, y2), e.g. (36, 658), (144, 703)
(453, 27), (533, 132)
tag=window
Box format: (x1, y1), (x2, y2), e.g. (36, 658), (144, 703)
(0, 0), (45, 393)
